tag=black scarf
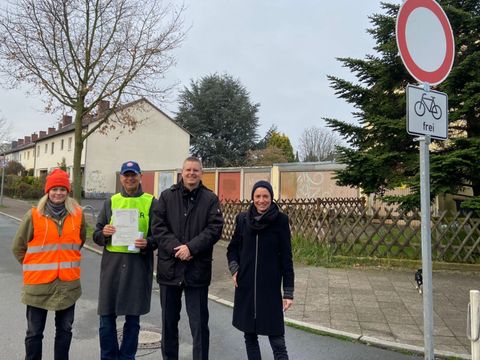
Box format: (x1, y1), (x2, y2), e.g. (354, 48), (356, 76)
(246, 202), (279, 231)
(180, 180), (201, 211)
(45, 200), (67, 220)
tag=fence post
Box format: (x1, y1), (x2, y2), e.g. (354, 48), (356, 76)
(468, 290), (480, 360)
(327, 208), (336, 244)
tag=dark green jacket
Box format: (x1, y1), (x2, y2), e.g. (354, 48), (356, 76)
(12, 208), (87, 311)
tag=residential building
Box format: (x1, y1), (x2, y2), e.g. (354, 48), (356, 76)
(5, 135), (36, 172)
(5, 98), (190, 198)
(34, 117), (80, 178)
(83, 99), (189, 197)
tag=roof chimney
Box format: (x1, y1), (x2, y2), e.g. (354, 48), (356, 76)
(48, 127), (55, 135)
(97, 100), (110, 115)
(83, 113), (93, 125)
(17, 138), (24, 146)
(31, 133), (38, 142)
(11, 140), (17, 148)
(62, 115), (72, 127)
(24, 136), (31, 144)
(39, 131), (46, 138)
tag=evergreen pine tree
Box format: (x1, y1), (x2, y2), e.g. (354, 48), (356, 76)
(325, 1), (480, 210)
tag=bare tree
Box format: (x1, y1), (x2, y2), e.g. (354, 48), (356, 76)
(0, 0), (185, 200)
(0, 116), (12, 197)
(298, 126), (342, 162)
(0, 115), (12, 145)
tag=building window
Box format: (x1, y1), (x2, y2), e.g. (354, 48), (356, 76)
(27, 151), (30, 160)
(68, 137), (72, 151)
(61, 139), (64, 150)
(37, 146), (40, 157)
(51, 142), (54, 154)
(44, 144), (48, 153)
(19, 154), (21, 161)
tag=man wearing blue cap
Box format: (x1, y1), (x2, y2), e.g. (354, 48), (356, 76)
(93, 161), (157, 360)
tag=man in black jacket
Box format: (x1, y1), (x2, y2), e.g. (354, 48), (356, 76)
(152, 156), (224, 360)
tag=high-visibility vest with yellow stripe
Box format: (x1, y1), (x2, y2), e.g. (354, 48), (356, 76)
(106, 193), (153, 253)
(23, 207), (83, 285)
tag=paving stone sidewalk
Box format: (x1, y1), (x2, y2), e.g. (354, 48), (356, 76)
(210, 243), (476, 358)
(1, 196), (477, 358)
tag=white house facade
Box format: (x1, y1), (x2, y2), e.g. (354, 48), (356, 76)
(5, 140), (35, 171)
(83, 99), (190, 197)
(5, 98), (190, 198)
(34, 119), (85, 178)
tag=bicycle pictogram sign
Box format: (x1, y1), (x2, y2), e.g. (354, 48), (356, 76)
(414, 93), (442, 120)
(406, 84), (447, 140)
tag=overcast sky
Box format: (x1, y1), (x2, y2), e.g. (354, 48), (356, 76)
(0, 1), (388, 151)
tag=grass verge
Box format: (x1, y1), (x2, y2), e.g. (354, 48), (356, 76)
(291, 234), (480, 271)
(86, 224), (95, 239)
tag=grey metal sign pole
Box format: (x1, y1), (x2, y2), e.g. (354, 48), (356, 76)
(397, 1), (454, 357)
(0, 161), (4, 207)
(0, 145), (5, 207)
(417, 133), (434, 360)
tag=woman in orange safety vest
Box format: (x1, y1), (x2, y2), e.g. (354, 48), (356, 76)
(12, 168), (86, 360)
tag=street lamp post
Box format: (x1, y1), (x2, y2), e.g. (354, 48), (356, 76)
(0, 159), (4, 206)
(0, 144), (7, 207)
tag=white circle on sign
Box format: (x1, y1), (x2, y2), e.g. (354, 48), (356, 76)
(396, 0), (454, 85)
(405, 7), (447, 72)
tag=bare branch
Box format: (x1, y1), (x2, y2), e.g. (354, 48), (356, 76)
(0, 0), (185, 111)
(298, 126), (344, 161)
(0, 0), (185, 201)
(0, 115), (12, 144)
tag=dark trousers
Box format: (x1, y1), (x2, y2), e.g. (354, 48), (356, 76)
(160, 284), (210, 360)
(244, 333), (289, 360)
(99, 314), (140, 360)
(25, 304), (75, 360)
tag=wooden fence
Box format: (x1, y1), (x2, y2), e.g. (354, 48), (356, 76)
(220, 198), (480, 263)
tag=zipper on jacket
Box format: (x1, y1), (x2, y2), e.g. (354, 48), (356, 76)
(254, 234), (259, 319)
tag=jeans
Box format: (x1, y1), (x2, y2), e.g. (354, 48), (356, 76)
(244, 333), (289, 360)
(25, 304), (75, 360)
(160, 285), (210, 360)
(99, 315), (140, 360)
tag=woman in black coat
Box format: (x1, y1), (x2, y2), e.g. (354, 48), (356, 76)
(227, 180), (294, 360)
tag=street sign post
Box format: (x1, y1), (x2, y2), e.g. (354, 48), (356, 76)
(0, 156), (5, 207)
(396, 1), (454, 359)
(0, 162), (4, 207)
(407, 84), (448, 140)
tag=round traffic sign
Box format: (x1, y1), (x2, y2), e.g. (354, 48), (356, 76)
(396, 0), (454, 85)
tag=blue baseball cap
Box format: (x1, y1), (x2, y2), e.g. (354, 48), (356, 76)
(120, 161), (141, 175)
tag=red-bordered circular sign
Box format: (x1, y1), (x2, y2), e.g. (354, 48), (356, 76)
(396, 0), (454, 85)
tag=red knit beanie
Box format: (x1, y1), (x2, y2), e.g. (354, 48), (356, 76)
(45, 169), (71, 193)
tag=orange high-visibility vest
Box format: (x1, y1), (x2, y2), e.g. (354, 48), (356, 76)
(23, 207), (83, 285)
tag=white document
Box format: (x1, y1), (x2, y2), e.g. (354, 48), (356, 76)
(128, 232), (143, 253)
(112, 209), (139, 246)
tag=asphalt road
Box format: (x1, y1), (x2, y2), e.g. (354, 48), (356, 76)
(0, 214), (422, 360)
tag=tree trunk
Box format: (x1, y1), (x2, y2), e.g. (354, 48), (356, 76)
(472, 183), (480, 198)
(72, 106), (85, 204)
